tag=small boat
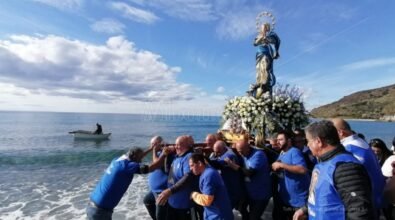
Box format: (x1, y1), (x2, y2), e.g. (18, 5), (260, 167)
(69, 130), (111, 140)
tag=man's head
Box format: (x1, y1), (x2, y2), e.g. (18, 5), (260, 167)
(235, 140), (250, 157)
(267, 134), (280, 151)
(150, 136), (163, 147)
(205, 134), (217, 149)
(331, 118), (353, 140)
(213, 141), (227, 157)
(175, 135), (191, 155)
(276, 130), (293, 151)
(293, 129), (306, 149)
(305, 120), (340, 157)
(127, 147), (144, 162)
(189, 153), (206, 175)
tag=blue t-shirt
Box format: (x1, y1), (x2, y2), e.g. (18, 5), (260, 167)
(210, 149), (242, 202)
(200, 167), (234, 220)
(148, 151), (174, 193)
(277, 147), (310, 207)
(90, 155), (140, 210)
(242, 148), (272, 200)
(168, 151), (196, 209)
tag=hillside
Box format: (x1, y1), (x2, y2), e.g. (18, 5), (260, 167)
(311, 84), (395, 120)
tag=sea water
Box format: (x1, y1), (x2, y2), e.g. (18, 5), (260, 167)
(0, 111), (394, 219)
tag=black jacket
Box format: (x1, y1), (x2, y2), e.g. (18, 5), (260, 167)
(319, 145), (375, 220)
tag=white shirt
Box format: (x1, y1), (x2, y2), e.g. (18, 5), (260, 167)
(382, 155), (395, 177)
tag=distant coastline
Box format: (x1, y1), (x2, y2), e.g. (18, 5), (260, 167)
(311, 84), (395, 120)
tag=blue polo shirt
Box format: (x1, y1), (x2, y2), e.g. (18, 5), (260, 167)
(210, 149), (242, 203)
(90, 155), (140, 210)
(148, 151), (174, 193)
(168, 151), (196, 209)
(242, 148), (272, 200)
(200, 167), (234, 220)
(277, 147), (310, 207)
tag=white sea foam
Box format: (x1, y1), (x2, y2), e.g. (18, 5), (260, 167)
(0, 165), (151, 220)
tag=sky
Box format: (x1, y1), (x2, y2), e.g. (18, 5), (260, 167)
(0, 0), (395, 116)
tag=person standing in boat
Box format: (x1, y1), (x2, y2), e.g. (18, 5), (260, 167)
(93, 123), (103, 135)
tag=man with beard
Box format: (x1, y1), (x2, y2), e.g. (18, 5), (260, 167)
(271, 130), (310, 220)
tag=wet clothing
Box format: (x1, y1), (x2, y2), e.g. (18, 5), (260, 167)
(277, 147), (310, 208)
(342, 135), (386, 210)
(307, 146), (374, 220)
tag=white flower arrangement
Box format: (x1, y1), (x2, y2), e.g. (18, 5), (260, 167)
(222, 85), (309, 135)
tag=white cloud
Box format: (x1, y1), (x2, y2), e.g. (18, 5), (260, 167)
(216, 10), (257, 40)
(90, 18), (125, 34)
(0, 34), (196, 102)
(216, 86), (225, 93)
(34, 0), (85, 11)
(215, 3), (273, 41)
(341, 57), (395, 72)
(109, 2), (159, 24)
(143, 0), (217, 22)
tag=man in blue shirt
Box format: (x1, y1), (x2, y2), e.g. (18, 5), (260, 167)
(156, 135), (199, 220)
(190, 153), (234, 220)
(87, 146), (168, 220)
(209, 140), (243, 209)
(271, 130), (310, 220)
(143, 136), (174, 220)
(225, 139), (272, 220)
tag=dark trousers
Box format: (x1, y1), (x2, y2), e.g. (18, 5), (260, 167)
(272, 199), (299, 220)
(239, 198), (269, 220)
(382, 204), (394, 220)
(86, 202), (113, 220)
(167, 204), (199, 220)
(143, 191), (168, 220)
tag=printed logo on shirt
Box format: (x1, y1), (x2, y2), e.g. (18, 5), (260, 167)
(308, 169), (319, 205)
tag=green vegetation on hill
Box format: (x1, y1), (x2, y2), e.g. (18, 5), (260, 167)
(311, 84), (395, 119)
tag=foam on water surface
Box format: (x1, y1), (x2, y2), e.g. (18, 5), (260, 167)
(0, 164), (151, 220)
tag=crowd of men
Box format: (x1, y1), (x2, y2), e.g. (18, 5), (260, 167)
(86, 118), (395, 220)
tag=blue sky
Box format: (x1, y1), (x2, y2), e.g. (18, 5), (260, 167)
(0, 0), (394, 115)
